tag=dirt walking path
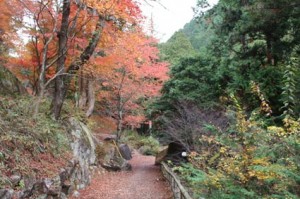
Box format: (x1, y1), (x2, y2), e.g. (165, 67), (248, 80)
(73, 152), (173, 199)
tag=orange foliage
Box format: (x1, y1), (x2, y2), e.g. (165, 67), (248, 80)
(2, 0), (169, 125)
(92, 26), (169, 126)
(0, 0), (21, 56)
(10, 0), (144, 89)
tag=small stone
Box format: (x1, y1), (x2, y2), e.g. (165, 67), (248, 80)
(13, 191), (24, 199)
(46, 176), (61, 196)
(31, 181), (48, 195)
(9, 175), (22, 187)
(36, 194), (47, 199)
(104, 135), (117, 141)
(24, 175), (37, 190)
(72, 190), (80, 198)
(60, 192), (68, 199)
(21, 190), (32, 198)
(77, 183), (85, 190)
(44, 178), (52, 189)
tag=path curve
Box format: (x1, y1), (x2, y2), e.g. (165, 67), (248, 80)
(72, 152), (173, 199)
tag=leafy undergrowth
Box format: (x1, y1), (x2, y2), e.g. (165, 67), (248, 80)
(0, 95), (78, 189)
(121, 130), (160, 156)
(171, 104), (300, 198)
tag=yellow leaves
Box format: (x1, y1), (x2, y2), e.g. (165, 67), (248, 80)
(219, 147), (227, 154)
(219, 95), (229, 104)
(188, 151), (206, 169)
(219, 157), (240, 174)
(208, 153), (221, 166)
(268, 126), (287, 137)
(248, 170), (256, 177)
(250, 81), (272, 115)
(247, 168), (278, 181)
(285, 158), (297, 170)
(189, 93), (299, 196)
(268, 117), (299, 137)
(205, 171), (225, 188)
(251, 157), (270, 166)
(283, 117), (300, 134)
(238, 173), (247, 183)
(230, 94), (251, 134)
(216, 152), (276, 183)
(235, 111), (250, 133)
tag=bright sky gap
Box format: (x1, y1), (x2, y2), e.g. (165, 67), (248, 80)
(141, 0), (219, 42)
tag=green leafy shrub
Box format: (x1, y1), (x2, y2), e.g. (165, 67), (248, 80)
(121, 130), (160, 155)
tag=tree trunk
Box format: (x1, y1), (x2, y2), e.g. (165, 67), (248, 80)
(52, 14), (105, 119)
(51, 0), (70, 119)
(78, 70), (95, 117)
(35, 41), (47, 114)
(78, 69), (88, 108)
(117, 109), (123, 142)
(35, 27), (57, 116)
(116, 69), (126, 142)
(33, 85), (45, 117)
(86, 78), (95, 117)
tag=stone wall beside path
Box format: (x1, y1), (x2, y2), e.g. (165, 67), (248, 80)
(0, 118), (99, 199)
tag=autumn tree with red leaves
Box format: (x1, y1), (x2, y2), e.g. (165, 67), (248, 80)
(2, 0), (169, 128)
(94, 27), (168, 140)
(6, 0), (143, 117)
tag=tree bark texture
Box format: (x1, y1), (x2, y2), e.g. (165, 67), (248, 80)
(85, 78), (95, 117)
(78, 69), (89, 109)
(51, 0), (70, 119)
(78, 70), (95, 117)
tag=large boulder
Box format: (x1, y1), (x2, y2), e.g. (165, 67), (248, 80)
(118, 144), (132, 160)
(97, 142), (131, 171)
(155, 146), (168, 165)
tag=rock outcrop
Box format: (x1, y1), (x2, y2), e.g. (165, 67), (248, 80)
(0, 118), (99, 199)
